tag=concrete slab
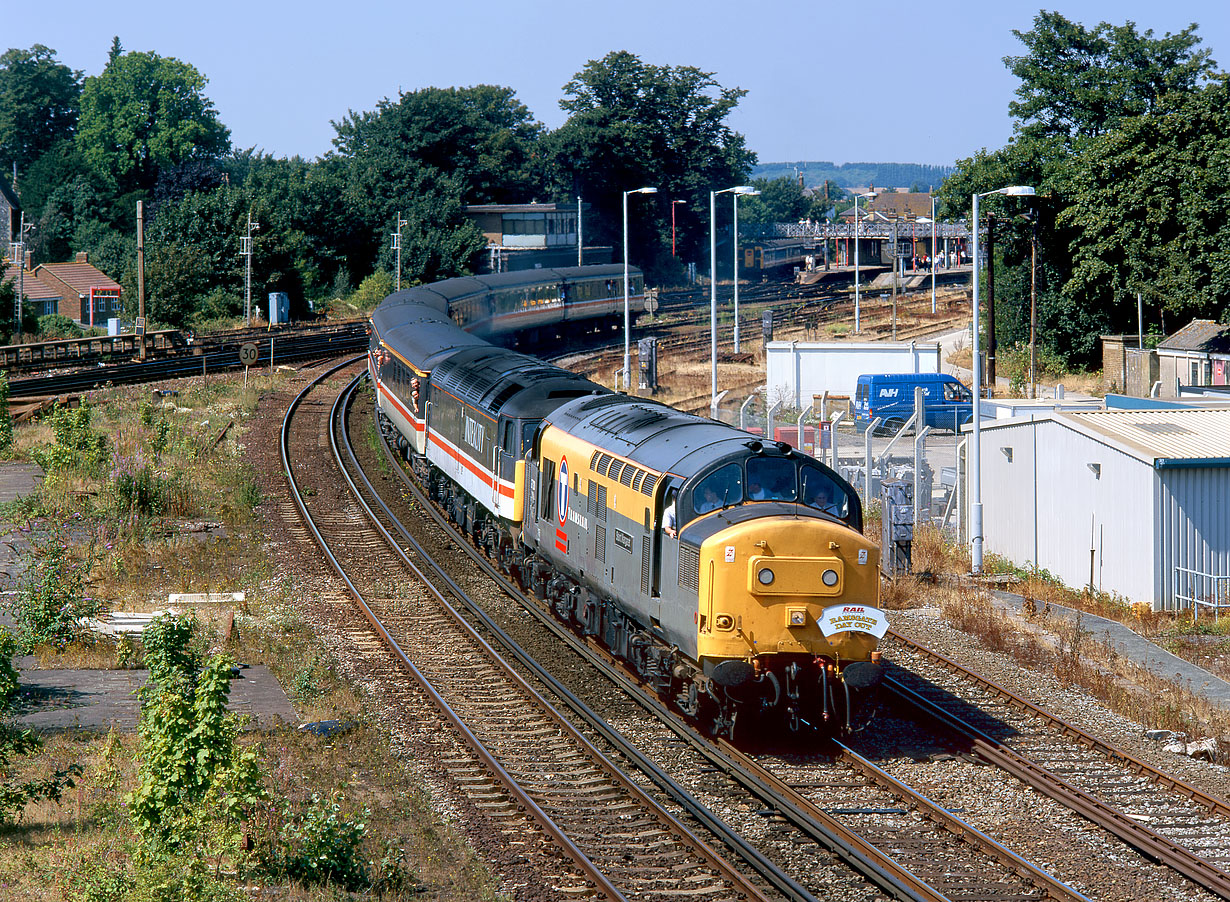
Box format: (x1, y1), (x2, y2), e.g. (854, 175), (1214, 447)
(10, 664), (298, 733)
(991, 589), (1230, 711)
(1, 462), (43, 592)
(0, 462), (43, 504)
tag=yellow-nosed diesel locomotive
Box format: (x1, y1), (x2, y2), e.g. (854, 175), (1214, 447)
(370, 265), (886, 739)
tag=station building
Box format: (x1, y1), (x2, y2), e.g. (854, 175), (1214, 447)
(975, 408), (1230, 611)
(463, 203), (612, 273)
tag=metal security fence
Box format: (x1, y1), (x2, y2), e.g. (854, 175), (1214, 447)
(1173, 566), (1230, 619)
(714, 388), (967, 539)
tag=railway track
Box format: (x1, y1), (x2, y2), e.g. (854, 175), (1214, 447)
(282, 360), (780, 902)
(7, 322), (368, 398)
(883, 633), (1230, 900)
(272, 361), (1230, 900)
(350, 382), (1118, 902)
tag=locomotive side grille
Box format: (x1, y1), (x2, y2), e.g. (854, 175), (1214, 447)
(620, 466), (637, 488)
(632, 470), (646, 492)
(678, 545), (700, 592)
(608, 461), (625, 484)
(640, 537), (651, 595)
(587, 486), (596, 515)
(596, 525), (606, 563)
(590, 450), (601, 469)
(596, 485), (607, 522)
(639, 473), (658, 497)
(597, 453), (613, 475)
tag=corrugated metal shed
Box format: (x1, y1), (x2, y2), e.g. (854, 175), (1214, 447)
(977, 408), (1230, 610)
(1051, 409), (1230, 467)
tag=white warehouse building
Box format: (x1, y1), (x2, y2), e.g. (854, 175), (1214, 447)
(976, 408), (1230, 610)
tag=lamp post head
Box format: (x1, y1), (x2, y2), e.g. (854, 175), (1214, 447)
(731, 185), (758, 196)
(630, 186), (658, 195)
(981, 185), (1035, 199)
(672, 199), (688, 206)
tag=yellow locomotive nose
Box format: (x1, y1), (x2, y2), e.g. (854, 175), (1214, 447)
(695, 517), (881, 666)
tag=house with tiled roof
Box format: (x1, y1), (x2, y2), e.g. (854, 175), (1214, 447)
(2, 255), (64, 318)
(837, 190), (935, 223)
(34, 253), (123, 326)
(1156, 319), (1230, 397)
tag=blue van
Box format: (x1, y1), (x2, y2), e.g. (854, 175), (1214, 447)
(854, 373), (974, 433)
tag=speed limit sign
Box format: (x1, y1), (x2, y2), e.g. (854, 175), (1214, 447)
(239, 342), (259, 367)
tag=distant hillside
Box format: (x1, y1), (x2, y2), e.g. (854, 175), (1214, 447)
(753, 161), (954, 192)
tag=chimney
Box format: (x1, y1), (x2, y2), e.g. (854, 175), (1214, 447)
(24, 250), (32, 270)
(76, 251), (88, 264)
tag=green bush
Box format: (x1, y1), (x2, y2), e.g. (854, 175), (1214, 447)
(32, 401), (109, 475)
(7, 529), (102, 651)
(130, 615), (265, 861)
(350, 269), (394, 310)
(109, 456), (167, 517)
(37, 313), (85, 340)
(0, 626), (82, 824)
(275, 794), (371, 890)
(0, 370), (11, 456)
(0, 629), (19, 702)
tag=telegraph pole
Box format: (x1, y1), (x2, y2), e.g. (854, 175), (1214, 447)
(10, 212), (32, 334)
(391, 212), (408, 291)
(136, 201), (146, 358)
(242, 212), (260, 325)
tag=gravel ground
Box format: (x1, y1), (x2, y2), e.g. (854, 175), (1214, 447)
(889, 605), (1230, 804)
(242, 366), (1230, 902)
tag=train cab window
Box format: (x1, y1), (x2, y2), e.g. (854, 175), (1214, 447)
(746, 457), (796, 501)
(800, 465), (848, 518)
(522, 420), (540, 455)
(501, 420), (515, 453)
(693, 463), (743, 514)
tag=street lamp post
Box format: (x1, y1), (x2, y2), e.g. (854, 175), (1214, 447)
(732, 187), (760, 352)
(930, 194), (938, 314)
(971, 185), (1034, 575)
(671, 199), (687, 257)
(623, 186), (658, 391)
(710, 185), (757, 414)
(853, 191), (876, 333)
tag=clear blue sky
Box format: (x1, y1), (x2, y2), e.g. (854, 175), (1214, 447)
(8, 1), (1229, 168)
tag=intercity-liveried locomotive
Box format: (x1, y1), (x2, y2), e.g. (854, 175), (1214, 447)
(370, 265), (886, 738)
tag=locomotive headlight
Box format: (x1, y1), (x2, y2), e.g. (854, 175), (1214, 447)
(757, 567), (775, 586)
(821, 569), (839, 587)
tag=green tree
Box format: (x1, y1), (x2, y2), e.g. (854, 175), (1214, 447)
(1061, 80), (1230, 330)
(1005, 12), (1215, 141)
(328, 85), (535, 284)
(131, 240), (212, 327)
(944, 14), (1225, 365)
(543, 51), (756, 278)
(738, 176), (810, 225)
(0, 45), (82, 173)
(77, 48), (230, 196)
(129, 613), (265, 887)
